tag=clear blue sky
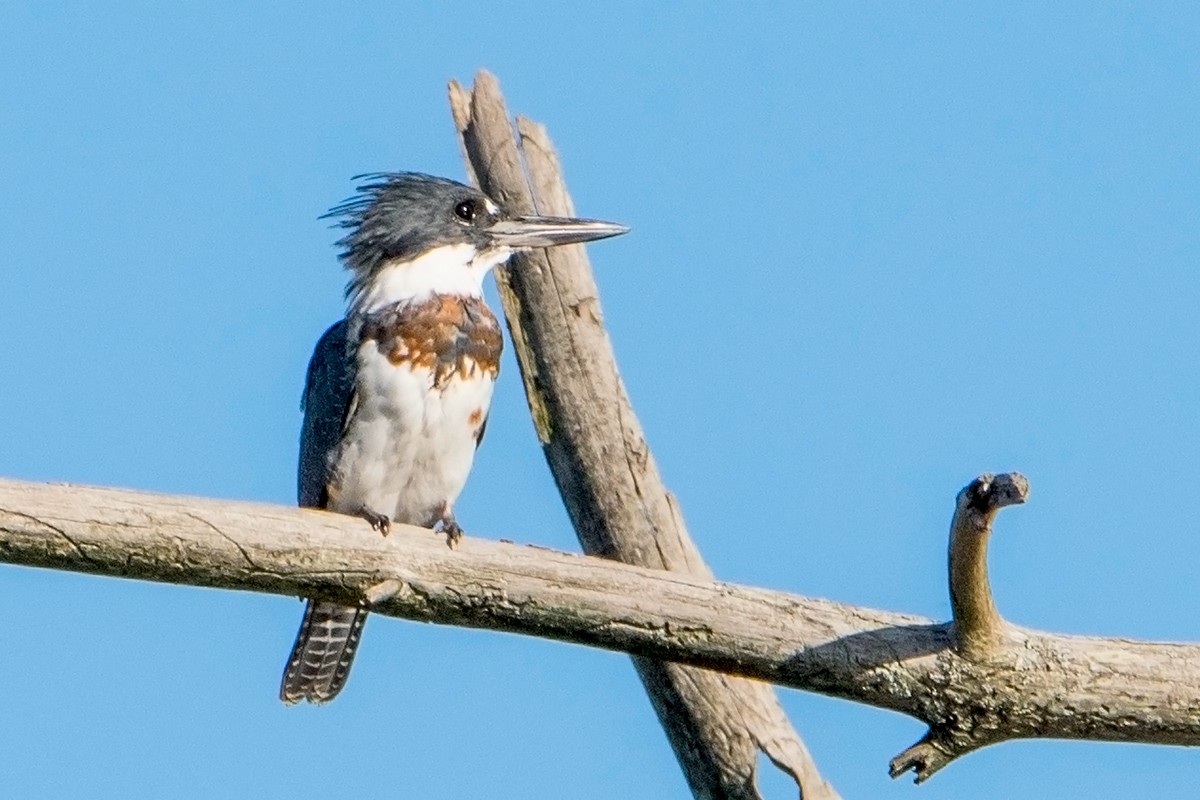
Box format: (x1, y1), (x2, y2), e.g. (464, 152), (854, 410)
(2, 3), (1197, 798)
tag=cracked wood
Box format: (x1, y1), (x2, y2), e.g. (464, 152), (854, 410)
(449, 71), (837, 800)
(2, 477), (1198, 765)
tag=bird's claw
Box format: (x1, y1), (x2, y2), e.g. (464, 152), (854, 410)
(441, 520), (464, 549)
(359, 508), (391, 537)
(436, 507), (464, 549)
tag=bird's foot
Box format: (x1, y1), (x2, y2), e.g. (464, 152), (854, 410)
(436, 507), (465, 549)
(358, 507), (391, 537)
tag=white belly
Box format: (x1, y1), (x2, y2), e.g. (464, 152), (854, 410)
(328, 343), (494, 527)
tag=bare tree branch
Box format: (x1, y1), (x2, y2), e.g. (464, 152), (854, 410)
(948, 472), (1030, 661)
(448, 71), (838, 800)
(6, 75), (1195, 793)
(891, 472), (1032, 781)
(3, 476), (1199, 785)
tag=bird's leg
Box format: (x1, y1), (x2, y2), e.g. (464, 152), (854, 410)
(356, 506), (391, 537)
(436, 502), (464, 549)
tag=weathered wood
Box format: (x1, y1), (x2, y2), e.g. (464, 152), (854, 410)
(948, 473), (1030, 662)
(449, 72), (837, 799)
(3, 477), (1199, 777)
(891, 471), (1033, 781)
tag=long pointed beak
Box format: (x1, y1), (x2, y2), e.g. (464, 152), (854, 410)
(485, 215), (629, 249)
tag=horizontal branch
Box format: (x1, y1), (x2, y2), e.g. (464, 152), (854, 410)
(3, 477), (1199, 775)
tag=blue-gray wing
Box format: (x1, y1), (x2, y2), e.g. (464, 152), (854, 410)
(284, 319), (368, 706)
(298, 320), (356, 509)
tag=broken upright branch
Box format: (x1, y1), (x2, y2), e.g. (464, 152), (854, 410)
(448, 71), (838, 800)
(948, 472), (1029, 661)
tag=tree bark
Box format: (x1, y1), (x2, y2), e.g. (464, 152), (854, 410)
(3, 476), (1198, 786)
(447, 71), (837, 800)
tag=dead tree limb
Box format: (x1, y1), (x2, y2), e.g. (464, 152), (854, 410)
(3, 476), (1199, 787)
(448, 71), (838, 800)
(947, 472), (1030, 661)
(6, 75), (1196, 792)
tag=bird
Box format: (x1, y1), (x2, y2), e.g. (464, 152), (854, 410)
(280, 172), (628, 704)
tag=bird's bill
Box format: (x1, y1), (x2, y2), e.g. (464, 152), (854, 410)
(485, 216), (629, 249)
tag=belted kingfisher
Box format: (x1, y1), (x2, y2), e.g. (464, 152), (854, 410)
(280, 172), (627, 704)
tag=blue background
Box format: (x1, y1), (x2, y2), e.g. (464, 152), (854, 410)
(2, 3), (1197, 797)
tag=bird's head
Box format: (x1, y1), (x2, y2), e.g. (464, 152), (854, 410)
(326, 172), (628, 312)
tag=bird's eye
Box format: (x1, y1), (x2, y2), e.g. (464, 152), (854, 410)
(454, 199), (479, 222)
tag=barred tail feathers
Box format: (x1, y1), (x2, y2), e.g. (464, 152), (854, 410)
(280, 600), (369, 704)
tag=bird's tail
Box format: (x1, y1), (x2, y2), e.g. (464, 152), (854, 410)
(280, 600), (369, 704)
